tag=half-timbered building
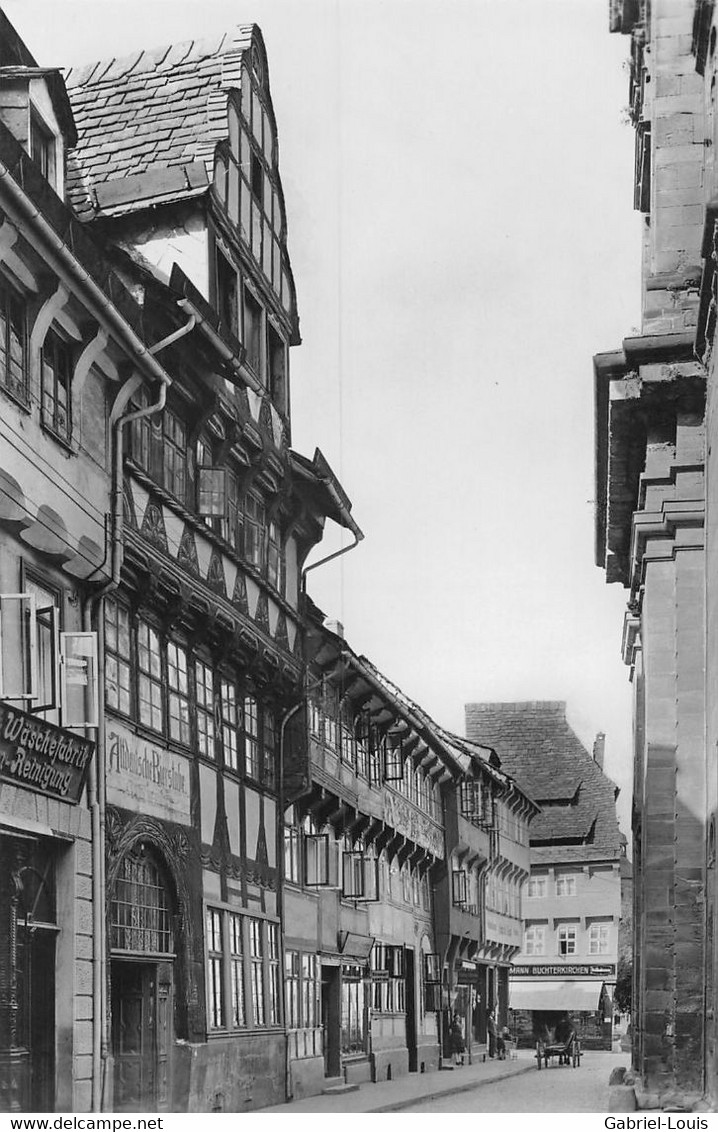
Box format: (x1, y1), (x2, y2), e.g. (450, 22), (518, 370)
(58, 27), (360, 1113)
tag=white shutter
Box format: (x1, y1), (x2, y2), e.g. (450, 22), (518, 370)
(59, 631), (99, 728)
(0, 593), (38, 702)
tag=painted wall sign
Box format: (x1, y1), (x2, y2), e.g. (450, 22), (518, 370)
(485, 912), (522, 946)
(107, 719), (191, 824)
(512, 963), (616, 978)
(382, 789), (444, 859)
(0, 702), (94, 803)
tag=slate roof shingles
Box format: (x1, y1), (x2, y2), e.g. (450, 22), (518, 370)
(64, 26), (255, 219)
(465, 700), (621, 863)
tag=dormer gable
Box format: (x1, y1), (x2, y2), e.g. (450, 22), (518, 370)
(0, 13), (76, 199)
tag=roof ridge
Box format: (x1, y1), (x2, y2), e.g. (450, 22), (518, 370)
(65, 24), (255, 89)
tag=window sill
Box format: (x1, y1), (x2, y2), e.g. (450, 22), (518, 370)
(41, 422), (75, 455)
(0, 381), (31, 414)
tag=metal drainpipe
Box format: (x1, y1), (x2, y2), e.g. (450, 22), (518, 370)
(279, 699), (303, 1102)
(84, 381), (170, 1111)
(83, 310), (195, 1109)
(301, 530), (362, 591)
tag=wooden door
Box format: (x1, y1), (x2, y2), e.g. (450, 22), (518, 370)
(112, 962), (173, 1112)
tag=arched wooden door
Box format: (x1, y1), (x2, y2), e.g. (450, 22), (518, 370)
(109, 844), (175, 1112)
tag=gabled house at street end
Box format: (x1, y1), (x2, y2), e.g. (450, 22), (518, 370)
(465, 701), (622, 1050)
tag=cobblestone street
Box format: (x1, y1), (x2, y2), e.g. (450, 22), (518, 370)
(409, 1051), (629, 1112)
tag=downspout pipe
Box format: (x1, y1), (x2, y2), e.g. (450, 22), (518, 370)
(81, 315), (191, 1109)
(84, 380), (171, 1111)
(279, 700), (303, 1102)
(301, 529), (362, 590)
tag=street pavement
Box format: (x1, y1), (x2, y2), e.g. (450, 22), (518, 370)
(256, 1049), (629, 1113)
(409, 1049), (630, 1112)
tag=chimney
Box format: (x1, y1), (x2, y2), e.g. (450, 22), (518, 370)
(593, 732), (605, 770)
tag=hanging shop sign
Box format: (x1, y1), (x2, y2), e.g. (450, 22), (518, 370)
(512, 963), (616, 978)
(0, 701), (94, 804)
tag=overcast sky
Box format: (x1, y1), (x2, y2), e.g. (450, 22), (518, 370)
(8, 0), (644, 833)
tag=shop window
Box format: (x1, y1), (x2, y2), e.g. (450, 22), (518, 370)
(341, 966), (366, 1055)
(206, 908), (224, 1029)
(525, 923), (546, 956)
(229, 912), (245, 1027)
(195, 659), (215, 759)
(0, 277), (27, 403)
(249, 917), (265, 1025)
(285, 951), (300, 1028)
(167, 641), (190, 745)
(558, 924), (577, 956)
(204, 908), (279, 1034)
(41, 329), (72, 444)
(371, 944), (405, 1014)
(267, 923), (280, 1025)
(588, 921), (610, 955)
(110, 846), (174, 955)
(137, 620), (163, 732)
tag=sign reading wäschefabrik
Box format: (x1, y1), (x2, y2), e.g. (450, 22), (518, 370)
(0, 702), (94, 803)
(107, 720), (190, 824)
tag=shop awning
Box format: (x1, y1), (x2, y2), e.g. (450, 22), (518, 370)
(509, 979), (604, 1011)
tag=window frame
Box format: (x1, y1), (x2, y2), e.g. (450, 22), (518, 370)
(204, 906), (281, 1035)
(0, 275), (28, 405)
(557, 923), (578, 956)
(41, 327), (73, 445)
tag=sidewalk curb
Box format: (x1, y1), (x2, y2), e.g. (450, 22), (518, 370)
(368, 1063), (536, 1113)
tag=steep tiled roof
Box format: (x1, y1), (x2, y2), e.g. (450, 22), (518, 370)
(465, 701), (621, 863)
(64, 27), (255, 219)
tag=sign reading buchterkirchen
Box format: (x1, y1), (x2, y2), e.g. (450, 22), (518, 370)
(512, 963), (616, 978)
(0, 702), (95, 803)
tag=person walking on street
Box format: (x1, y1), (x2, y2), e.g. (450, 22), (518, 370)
(487, 1008), (497, 1058)
(450, 1012), (466, 1067)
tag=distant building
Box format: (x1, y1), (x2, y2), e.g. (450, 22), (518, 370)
(465, 702), (622, 1051)
(281, 605), (537, 1099)
(595, 0), (711, 1107)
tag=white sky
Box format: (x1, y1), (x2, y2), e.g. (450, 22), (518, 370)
(8, 0), (644, 834)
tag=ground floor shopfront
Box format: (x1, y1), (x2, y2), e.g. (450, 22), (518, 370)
(508, 964), (615, 1051)
(446, 960), (510, 1061)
